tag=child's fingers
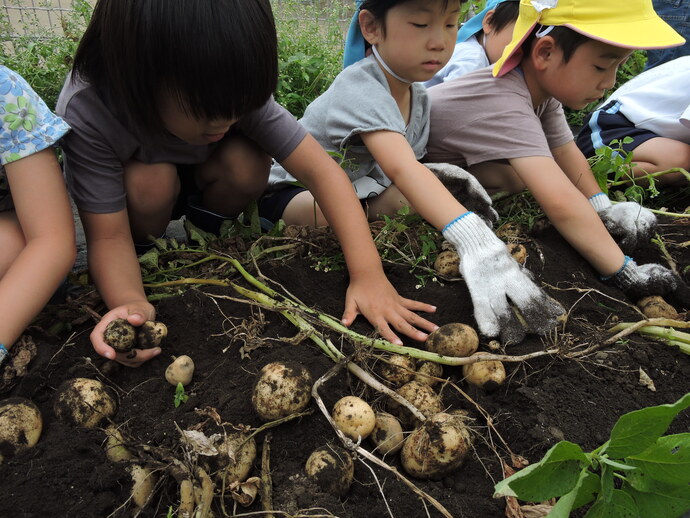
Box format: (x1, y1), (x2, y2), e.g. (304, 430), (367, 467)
(114, 347), (161, 368)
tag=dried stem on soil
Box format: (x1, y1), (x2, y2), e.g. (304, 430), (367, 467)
(260, 433), (274, 518)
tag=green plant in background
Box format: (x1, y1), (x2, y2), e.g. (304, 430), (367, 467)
(274, 0), (348, 118)
(0, 0), (91, 109)
(173, 382), (189, 408)
(495, 392), (690, 518)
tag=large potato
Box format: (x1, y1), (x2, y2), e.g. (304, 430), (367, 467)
(370, 412), (404, 455)
(332, 396), (376, 441)
(0, 397), (42, 463)
(388, 381), (443, 429)
(637, 296), (679, 319)
(305, 445), (354, 497)
(252, 361), (312, 421)
(53, 377), (116, 428)
(401, 412), (473, 479)
(425, 323), (478, 358)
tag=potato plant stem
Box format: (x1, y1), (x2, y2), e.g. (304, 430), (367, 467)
(608, 320), (690, 354)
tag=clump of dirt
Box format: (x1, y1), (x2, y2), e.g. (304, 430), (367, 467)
(1, 215), (690, 518)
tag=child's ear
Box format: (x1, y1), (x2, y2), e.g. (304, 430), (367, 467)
(359, 9), (382, 45)
(481, 9), (496, 34)
(530, 36), (557, 71)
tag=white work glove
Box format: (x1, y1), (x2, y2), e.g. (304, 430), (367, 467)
(603, 256), (690, 308)
(426, 163), (499, 227)
(589, 193), (656, 253)
(443, 212), (565, 344)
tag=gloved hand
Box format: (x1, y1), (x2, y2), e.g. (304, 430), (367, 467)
(589, 193), (656, 253)
(426, 163), (499, 228)
(603, 256), (690, 308)
(443, 212), (565, 344)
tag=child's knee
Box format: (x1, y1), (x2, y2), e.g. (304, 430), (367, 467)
(124, 161), (179, 211)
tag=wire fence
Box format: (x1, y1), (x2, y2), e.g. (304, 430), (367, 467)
(0, 0), (353, 39)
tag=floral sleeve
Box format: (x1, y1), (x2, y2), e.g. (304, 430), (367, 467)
(0, 66), (70, 166)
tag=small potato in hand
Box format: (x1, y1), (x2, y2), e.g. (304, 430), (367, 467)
(103, 319), (137, 352)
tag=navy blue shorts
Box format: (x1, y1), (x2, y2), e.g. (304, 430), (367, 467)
(576, 100), (659, 158)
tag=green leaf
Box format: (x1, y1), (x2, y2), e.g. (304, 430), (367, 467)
(547, 469), (600, 517)
(183, 219), (213, 248)
(138, 248), (160, 270)
(584, 489), (638, 518)
(625, 484), (690, 518)
(626, 434), (690, 488)
(605, 393), (690, 458)
(494, 441), (588, 501)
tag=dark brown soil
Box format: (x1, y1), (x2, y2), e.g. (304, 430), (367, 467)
(2, 214), (690, 518)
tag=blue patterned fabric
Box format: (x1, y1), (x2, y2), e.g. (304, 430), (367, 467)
(0, 66), (70, 209)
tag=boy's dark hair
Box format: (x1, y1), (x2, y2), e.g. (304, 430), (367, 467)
(72, 0), (277, 135)
(487, 1), (519, 34)
(523, 25), (591, 63)
(361, 0), (454, 37)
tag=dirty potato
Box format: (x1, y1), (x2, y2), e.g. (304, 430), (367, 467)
(0, 397), (42, 464)
(378, 354), (416, 386)
(425, 323), (479, 358)
(53, 378), (116, 428)
(637, 296), (679, 319)
(370, 412), (404, 455)
(103, 318), (137, 352)
(462, 359), (506, 392)
(433, 250), (461, 278)
(305, 445), (354, 497)
(332, 396), (376, 441)
(252, 361), (313, 421)
(388, 381), (443, 429)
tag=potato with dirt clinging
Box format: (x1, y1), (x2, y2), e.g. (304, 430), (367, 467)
(209, 432), (257, 485)
(305, 445), (354, 497)
(136, 321), (168, 348)
(425, 322), (478, 358)
(332, 396), (376, 441)
(434, 250), (460, 277)
(165, 355), (195, 386)
(507, 243), (527, 265)
(252, 361), (313, 421)
(0, 397), (42, 464)
(388, 380), (443, 428)
(129, 465), (158, 508)
(637, 295), (679, 319)
(103, 318), (137, 352)
(414, 361), (444, 387)
(378, 354), (416, 386)
(370, 412), (404, 455)
(462, 359), (506, 392)
(53, 377), (116, 428)
(401, 412), (473, 479)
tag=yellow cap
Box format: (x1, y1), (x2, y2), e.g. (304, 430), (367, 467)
(493, 0), (686, 77)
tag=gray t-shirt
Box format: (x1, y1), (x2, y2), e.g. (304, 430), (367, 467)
(425, 67), (573, 167)
(267, 54), (430, 199)
(56, 73), (307, 213)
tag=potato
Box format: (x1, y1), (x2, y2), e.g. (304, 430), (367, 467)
(252, 361), (313, 421)
(305, 445), (354, 497)
(414, 361), (444, 387)
(433, 250), (461, 278)
(165, 355), (195, 386)
(507, 243), (527, 265)
(462, 359), (506, 392)
(129, 465), (157, 508)
(637, 296), (679, 319)
(53, 377), (116, 428)
(388, 381), (443, 429)
(332, 396), (376, 441)
(0, 397), (42, 463)
(103, 318), (137, 352)
(401, 412), (473, 479)
(370, 412), (404, 455)
(425, 323), (478, 358)
(208, 432), (257, 485)
(104, 425), (133, 463)
(136, 321), (168, 349)
(378, 354), (416, 386)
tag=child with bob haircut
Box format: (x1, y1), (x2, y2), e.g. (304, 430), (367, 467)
(0, 66), (76, 373)
(576, 55), (690, 186)
(426, 0), (690, 306)
(57, 0), (441, 367)
(262, 0), (566, 345)
(424, 0), (520, 87)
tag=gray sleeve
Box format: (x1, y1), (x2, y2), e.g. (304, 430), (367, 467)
(541, 99), (575, 149)
(237, 97), (307, 163)
(57, 92), (129, 214)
